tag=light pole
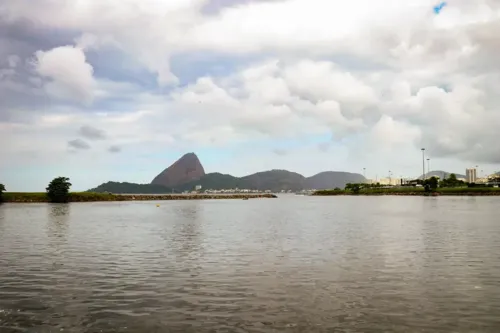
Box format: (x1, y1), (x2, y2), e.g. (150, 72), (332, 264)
(427, 158), (430, 177)
(363, 167), (366, 179)
(421, 148), (426, 181)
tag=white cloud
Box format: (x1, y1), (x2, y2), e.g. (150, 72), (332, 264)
(33, 46), (95, 104)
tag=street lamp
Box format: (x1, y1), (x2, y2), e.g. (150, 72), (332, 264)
(427, 158), (430, 177)
(421, 148), (426, 181)
(363, 167), (366, 179)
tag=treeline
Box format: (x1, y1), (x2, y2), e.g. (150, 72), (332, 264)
(314, 173), (500, 196)
(1, 177), (96, 203)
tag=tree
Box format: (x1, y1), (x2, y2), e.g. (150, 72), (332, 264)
(424, 176), (438, 192)
(46, 177), (72, 203)
(440, 173), (465, 188)
(0, 183), (5, 203)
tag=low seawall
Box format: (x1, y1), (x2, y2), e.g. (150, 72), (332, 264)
(117, 193), (277, 201)
(2, 192), (277, 203)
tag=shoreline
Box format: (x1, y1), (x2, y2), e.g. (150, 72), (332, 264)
(1, 192), (278, 203)
(313, 193), (500, 196)
(312, 188), (500, 196)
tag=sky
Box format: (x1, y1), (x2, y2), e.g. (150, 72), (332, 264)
(1, 0), (500, 191)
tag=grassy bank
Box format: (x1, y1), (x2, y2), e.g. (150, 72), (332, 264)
(2, 192), (277, 203)
(313, 187), (500, 196)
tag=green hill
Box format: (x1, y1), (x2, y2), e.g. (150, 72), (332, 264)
(88, 170), (366, 194)
(176, 173), (250, 191)
(242, 170), (305, 191)
(87, 181), (173, 194)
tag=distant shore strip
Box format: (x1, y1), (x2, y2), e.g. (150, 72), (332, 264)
(2, 192), (278, 203)
(313, 187), (500, 196)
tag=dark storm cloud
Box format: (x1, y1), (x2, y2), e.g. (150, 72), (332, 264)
(0, 15), (76, 60)
(78, 125), (106, 140)
(0, 15), (79, 121)
(68, 139), (91, 150)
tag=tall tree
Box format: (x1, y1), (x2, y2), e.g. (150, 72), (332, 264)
(424, 176), (438, 191)
(0, 183), (5, 203)
(46, 177), (72, 203)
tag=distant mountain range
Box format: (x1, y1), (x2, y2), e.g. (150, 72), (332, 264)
(88, 153), (366, 193)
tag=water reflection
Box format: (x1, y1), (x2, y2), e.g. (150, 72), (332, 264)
(46, 204), (70, 241)
(169, 201), (203, 257)
(0, 204), (5, 232)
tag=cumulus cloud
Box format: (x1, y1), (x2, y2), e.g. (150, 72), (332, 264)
(2, 0), (500, 190)
(33, 45), (95, 104)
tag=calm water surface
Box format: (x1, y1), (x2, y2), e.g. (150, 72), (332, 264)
(1, 196), (499, 332)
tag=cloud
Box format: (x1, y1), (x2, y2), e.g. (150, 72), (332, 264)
(78, 125), (106, 140)
(2, 0), (500, 191)
(7, 55), (20, 67)
(33, 45), (95, 104)
(108, 145), (121, 153)
(68, 138), (91, 150)
(317, 142), (331, 153)
(272, 148), (287, 156)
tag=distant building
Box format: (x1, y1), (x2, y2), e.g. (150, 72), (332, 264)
(378, 177), (401, 186)
(195, 185), (202, 191)
(466, 168), (477, 183)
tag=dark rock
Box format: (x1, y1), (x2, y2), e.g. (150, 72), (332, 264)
(151, 152), (206, 188)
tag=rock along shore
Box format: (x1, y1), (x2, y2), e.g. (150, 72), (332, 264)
(118, 193), (278, 201)
(2, 192), (278, 203)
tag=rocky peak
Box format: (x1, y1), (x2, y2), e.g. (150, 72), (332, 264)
(151, 152), (206, 188)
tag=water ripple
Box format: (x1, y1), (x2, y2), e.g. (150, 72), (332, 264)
(1, 197), (500, 332)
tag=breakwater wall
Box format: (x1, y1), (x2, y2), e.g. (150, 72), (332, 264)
(117, 193), (277, 201)
(2, 192), (277, 203)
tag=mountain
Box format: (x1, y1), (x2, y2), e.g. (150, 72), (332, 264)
(243, 170), (305, 191)
(305, 171), (366, 189)
(87, 181), (172, 194)
(173, 170), (364, 192)
(88, 152), (367, 193)
(151, 152), (205, 188)
(419, 170), (466, 180)
(89, 171), (366, 193)
(175, 173), (248, 191)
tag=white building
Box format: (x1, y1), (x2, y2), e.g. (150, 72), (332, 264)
(466, 168), (477, 183)
(369, 177), (401, 186)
